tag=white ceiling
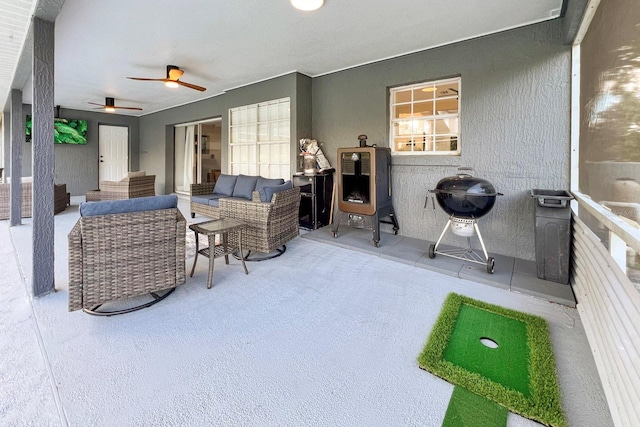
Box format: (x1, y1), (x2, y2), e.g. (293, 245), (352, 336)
(5, 0), (564, 117)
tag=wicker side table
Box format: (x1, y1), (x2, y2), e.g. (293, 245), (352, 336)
(189, 218), (249, 289)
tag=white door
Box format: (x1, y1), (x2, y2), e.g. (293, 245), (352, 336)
(99, 125), (129, 181)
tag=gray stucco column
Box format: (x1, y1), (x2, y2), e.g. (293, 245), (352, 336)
(10, 90), (24, 226)
(32, 17), (55, 297)
(2, 111), (9, 174)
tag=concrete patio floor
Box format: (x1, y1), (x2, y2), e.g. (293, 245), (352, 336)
(0, 196), (612, 426)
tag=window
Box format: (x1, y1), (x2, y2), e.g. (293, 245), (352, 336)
(229, 97), (290, 179)
(389, 77), (460, 155)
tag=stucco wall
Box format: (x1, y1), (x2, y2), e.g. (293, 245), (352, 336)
(312, 20), (571, 261)
(20, 106), (140, 195)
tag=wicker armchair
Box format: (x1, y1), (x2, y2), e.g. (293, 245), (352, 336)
(85, 174), (156, 202)
(219, 187), (301, 255)
(54, 184), (71, 214)
(68, 195), (186, 314)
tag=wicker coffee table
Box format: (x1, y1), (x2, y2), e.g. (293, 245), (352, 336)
(189, 218), (249, 289)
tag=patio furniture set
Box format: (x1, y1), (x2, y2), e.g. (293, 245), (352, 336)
(67, 172), (301, 315)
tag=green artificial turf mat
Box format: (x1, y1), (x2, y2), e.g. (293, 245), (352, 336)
(443, 386), (508, 427)
(443, 304), (530, 396)
(418, 293), (565, 427)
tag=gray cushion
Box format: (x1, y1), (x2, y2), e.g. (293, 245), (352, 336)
(232, 175), (259, 199)
(262, 180), (293, 203)
(192, 194), (224, 205)
(212, 174), (238, 196)
(256, 177), (285, 202)
(80, 195), (177, 217)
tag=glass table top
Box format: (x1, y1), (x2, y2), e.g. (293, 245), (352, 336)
(189, 218), (246, 235)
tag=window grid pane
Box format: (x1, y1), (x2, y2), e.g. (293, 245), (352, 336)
(229, 98), (291, 179)
(390, 77), (460, 155)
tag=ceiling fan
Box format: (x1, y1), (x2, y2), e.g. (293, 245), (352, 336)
(88, 97), (142, 112)
(127, 65), (207, 92)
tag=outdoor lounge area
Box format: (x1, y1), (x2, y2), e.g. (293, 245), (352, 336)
(1, 0), (639, 425)
(1, 195), (612, 425)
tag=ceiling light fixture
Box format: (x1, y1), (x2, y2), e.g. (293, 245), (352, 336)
(290, 0), (324, 11)
(104, 97), (116, 112)
(165, 81), (179, 88)
(422, 87), (436, 92)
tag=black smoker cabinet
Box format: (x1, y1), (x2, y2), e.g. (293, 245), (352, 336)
(332, 146), (399, 247)
(293, 172), (334, 230)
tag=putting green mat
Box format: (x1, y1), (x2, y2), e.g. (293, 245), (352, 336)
(418, 293), (565, 427)
(443, 386), (507, 427)
(444, 304), (530, 396)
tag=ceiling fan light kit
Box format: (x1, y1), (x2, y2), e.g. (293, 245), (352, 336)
(88, 97), (143, 112)
(290, 0), (324, 11)
(127, 64), (207, 92)
(104, 97), (116, 112)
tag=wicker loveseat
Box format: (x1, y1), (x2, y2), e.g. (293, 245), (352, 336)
(191, 174), (301, 255)
(0, 179), (70, 220)
(68, 195), (186, 314)
(85, 171), (155, 202)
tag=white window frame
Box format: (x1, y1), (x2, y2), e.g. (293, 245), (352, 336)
(389, 77), (461, 156)
(228, 97), (290, 179)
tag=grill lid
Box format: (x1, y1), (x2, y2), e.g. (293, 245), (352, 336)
(430, 169), (502, 219)
(433, 173), (500, 196)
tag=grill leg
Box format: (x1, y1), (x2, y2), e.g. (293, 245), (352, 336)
(372, 212), (380, 247)
(474, 222), (489, 261)
(434, 219), (452, 250)
(332, 211), (344, 237)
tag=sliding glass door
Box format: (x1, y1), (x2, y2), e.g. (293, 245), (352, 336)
(174, 118), (222, 194)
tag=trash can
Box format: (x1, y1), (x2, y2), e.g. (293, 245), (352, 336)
(530, 189), (574, 284)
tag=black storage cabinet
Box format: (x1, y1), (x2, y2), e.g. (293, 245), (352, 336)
(293, 172), (334, 230)
(530, 189), (574, 284)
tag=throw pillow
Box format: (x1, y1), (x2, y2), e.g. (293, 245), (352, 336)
(256, 177), (285, 201)
(232, 175), (259, 199)
(213, 174), (238, 196)
(261, 180), (293, 203)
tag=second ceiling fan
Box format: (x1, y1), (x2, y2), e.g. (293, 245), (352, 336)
(127, 65), (207, 92)
(88, 97), (142, 112)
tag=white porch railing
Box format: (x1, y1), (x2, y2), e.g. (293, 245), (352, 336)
(571, 191), (640, 426)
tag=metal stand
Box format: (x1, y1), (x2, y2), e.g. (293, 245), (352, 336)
(332, 204), (399, 247)
(428, 217), (495, 274)
(233, 246), (286, 262)
(82, 288), (175, 316)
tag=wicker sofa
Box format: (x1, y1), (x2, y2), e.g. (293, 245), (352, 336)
(85, 172), (155, 202)
(68, 195), (186, 314)
(190, 174), (301, 255)
(0, 179), (69, 220)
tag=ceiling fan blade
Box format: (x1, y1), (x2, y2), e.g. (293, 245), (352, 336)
(176, 80), (207, 92)
(114, 105), (143, 111)
(126, 77), (167, 82)
(88, 102), (104, 106)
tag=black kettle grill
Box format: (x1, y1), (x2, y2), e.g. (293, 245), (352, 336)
(427, 168), (502, 273)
